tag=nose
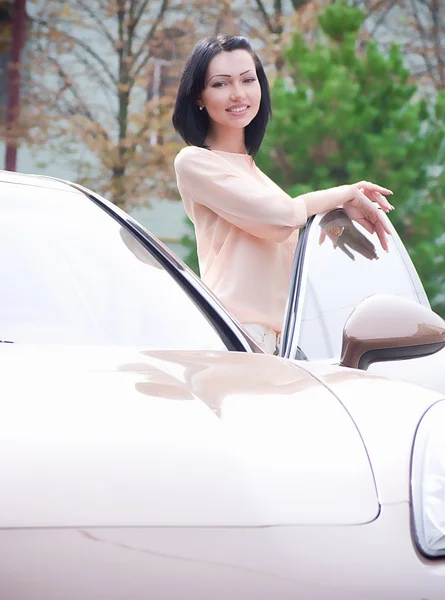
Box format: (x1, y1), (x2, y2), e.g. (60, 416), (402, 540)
(230, 85), (244, 102)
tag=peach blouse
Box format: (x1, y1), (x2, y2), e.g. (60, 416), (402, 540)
(174, 146), (308, 332)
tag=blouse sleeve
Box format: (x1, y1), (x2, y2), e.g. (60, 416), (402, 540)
(174, 148), (307, 242)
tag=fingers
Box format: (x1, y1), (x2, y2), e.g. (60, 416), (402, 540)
(355, 189), (392, 233)
(359, 187), (394, 213)
(375, 222), (389, 252)
(370, 190), (395, 212)
(357, 180), (393, 196)
(380, 211), (391, 235)
(356, 181), (395, 212)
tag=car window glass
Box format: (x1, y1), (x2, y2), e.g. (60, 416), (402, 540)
(296, 209), (426, 360)
(0, 184), (226, 351)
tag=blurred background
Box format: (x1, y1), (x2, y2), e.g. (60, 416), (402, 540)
(1, 0), (445, 313)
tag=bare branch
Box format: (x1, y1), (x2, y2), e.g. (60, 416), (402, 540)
(69, 49), (117, 114)
(35, 18), (118, 86)
(253, 0), (276, 34)
(133, 0), (151, 31)
(71, 0), (116, 48)
(132, 0), (169, 79)
(289, 0), (312, 10)
(368, 2), (396, 36)
(409, 0), (439, 84)
(274, 0), (283, 34)
(430, 0), (445, 86)
(44, 55), (110, 141)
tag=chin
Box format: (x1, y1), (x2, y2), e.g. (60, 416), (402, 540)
(225, 116), (255, 128)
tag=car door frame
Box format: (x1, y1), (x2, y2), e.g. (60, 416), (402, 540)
(280, 211), (430, 361)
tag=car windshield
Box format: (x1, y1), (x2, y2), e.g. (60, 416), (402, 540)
(0, 181), (226, 350)
(294, 209), (428, 360)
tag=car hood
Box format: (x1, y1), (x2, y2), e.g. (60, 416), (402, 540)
(0, 345), (378, 528)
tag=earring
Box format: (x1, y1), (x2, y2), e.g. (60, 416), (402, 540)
(199, 106), (203, 111)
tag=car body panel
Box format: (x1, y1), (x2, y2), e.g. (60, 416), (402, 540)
(297, 361), (443, 503)
(0, 170), (85, 193)
(368, 347), (445, 394)
(1, 504), (445, 600)
(0, 345), (379, 528)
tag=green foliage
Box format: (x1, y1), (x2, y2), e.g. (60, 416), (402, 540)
(256, 1), (445, 315)
(181, 216), (200, 275)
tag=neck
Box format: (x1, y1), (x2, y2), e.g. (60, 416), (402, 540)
(206, 127), (247, 154)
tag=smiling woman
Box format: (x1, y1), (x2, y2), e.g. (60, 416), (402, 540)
(172, 35), (394, 353)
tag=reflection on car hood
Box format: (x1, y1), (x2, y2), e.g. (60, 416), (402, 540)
(0, 345), (378, 528)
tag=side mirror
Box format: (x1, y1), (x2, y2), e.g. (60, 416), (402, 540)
(340, 295), (445, 370)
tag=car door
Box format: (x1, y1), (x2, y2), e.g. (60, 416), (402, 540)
(280, 209), (445, 393)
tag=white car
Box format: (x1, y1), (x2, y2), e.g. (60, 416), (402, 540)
(1, 170), (445, 599)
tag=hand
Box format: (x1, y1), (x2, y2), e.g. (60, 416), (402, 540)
(343, 181), (394, 252)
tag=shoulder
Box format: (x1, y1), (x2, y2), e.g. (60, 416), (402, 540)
(174, 146), (221, 175)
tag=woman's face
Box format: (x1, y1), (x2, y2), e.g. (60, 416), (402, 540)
(200, 49), (261, 133)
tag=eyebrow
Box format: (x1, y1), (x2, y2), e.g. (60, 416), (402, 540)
(207, 69), (254, 83)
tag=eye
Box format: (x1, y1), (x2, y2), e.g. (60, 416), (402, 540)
(243, 78), (257, 84)
(211, 81), (227, 88)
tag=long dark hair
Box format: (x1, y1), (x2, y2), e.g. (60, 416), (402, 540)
(172, 35), (272, 156)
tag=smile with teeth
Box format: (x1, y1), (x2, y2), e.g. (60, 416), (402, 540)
(227, 105), (249, 113)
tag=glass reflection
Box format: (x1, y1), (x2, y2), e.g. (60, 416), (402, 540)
(0, 186), (225, 351)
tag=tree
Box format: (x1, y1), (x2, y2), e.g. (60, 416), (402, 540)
(354, 0), (445, 90)
(255, 1), (445, 314)
(181, 217), (200, 275)
(21, 0), (200, 209)
(246, 0), (405, 71)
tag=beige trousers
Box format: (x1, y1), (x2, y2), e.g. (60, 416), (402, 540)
(244, 323), (281, 355)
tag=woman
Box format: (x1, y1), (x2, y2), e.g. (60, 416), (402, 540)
(172, 35), (394, 354)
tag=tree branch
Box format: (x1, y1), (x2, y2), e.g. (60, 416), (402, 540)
(35, 18), (118, 86)
(45, 55), (110, 141)
(72, 0), (116, 49)
(253, 0), (276, 34)
(69, 49), (117, 113)
(368, 2), (396, 36)
(289, 0), (312, 10)
(409, 0), (439, 85)
(117, 0), (129, 146)
(133, 0), (152, 31)
(274, 0), (283, 34)
(430, 0), (445, 87)
(131, 0), (169, 79)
